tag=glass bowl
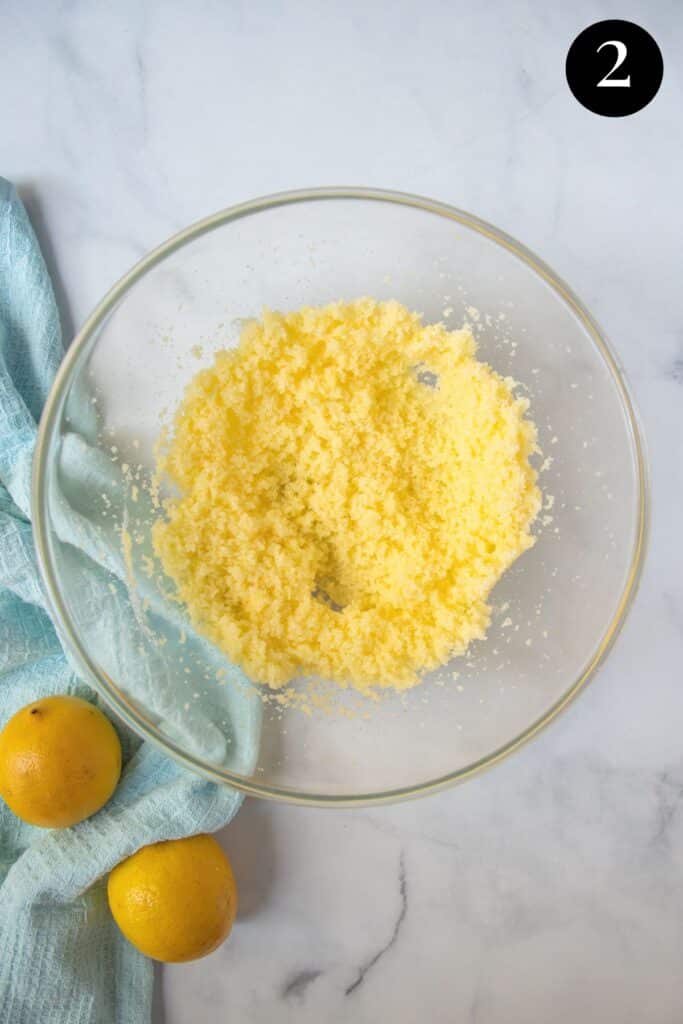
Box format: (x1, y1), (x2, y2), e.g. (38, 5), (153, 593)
(32, 188), (647, 806)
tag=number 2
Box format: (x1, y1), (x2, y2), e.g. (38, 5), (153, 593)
(597, 40), (631, 87)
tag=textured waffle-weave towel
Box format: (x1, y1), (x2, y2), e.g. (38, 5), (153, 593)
(0, 178), (255, 1023)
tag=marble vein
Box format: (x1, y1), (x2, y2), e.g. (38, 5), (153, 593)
(345, 851), (407, 996)
(670, 356), (683, 384)
(281, 968), (323, 1001)
(135, 43), (149, 138)
(651, 770), (683, 847)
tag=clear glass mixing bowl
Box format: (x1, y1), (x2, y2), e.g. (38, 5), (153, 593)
(33, 189), (647, 805)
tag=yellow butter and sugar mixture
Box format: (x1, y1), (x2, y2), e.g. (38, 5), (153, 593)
(153, 299), (540, 691)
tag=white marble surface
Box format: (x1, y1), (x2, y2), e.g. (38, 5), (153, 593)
(4, 0), (683, 1020)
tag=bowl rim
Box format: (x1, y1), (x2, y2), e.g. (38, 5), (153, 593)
(32, 186), (649, 807)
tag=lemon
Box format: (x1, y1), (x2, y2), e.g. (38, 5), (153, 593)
(107, 834), (237, 962)
(0, 695), (122, 828)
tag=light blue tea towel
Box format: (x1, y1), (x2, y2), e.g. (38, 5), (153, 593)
(0, 178), (256, 1023)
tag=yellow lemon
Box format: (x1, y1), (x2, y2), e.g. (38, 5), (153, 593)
(107, 834), (237, 962)
(0, 695), (122, 828)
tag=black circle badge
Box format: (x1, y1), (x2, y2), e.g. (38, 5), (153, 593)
(566, 20), (663, 117)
